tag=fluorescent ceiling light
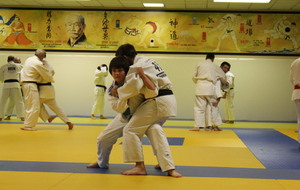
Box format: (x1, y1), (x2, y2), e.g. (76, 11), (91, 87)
(143, 3), (165, 7)
(214, 0), (271, 3)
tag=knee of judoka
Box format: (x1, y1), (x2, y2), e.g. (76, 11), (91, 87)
(147, 124), (163, 135)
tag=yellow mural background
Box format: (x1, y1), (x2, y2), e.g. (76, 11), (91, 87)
(0, 9), (299, 54)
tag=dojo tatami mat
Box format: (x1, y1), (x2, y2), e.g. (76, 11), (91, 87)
(0, 117), (300, 190)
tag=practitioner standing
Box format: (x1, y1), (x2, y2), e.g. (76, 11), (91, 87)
(20, 49), (53, 131)
(0, 56), (24, 121)
(91, 64), (108, 119)
(87, 56), (181, 177)
(190, 53), (226, 131)
(221, 61), (235, 124)
(290, 58), (300, 148)
(116, 44), (181, 177)
(38, 59), (74, 130)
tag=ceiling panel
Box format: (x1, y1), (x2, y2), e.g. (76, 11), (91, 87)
(228, 3), (251, 9)
(0, 0), (298, 11)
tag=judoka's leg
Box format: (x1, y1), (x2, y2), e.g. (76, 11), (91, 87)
(121, 100), (157, 175)
(0, 88), (10, 120)
(91, 88), (101, 119)
(122, 99), (158, 163)
(43, 99), (69, 122)
(22, 83), (40, 130)
(192, 95), (207, 130)
(39, 99), (51, 122)
(145, 123), (174, 171)
(227, 90), (235, 121)
(5, 97), (15, 120)
(11, 88), (24, 119)
(87, 114), (126, 168)
(43, 99), (73, 129)
(209, 96), (222, 130)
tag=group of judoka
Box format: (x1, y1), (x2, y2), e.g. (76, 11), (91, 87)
(191, 53), (234, 132)
(87, 44), (182, 177)
(0, 49), (73, 130)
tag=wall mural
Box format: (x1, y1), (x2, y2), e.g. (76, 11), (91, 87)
(0, 9), (299, 55)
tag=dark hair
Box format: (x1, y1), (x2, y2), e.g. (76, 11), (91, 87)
(109, 56), (130, 75)
(220, 61), (231, 70)
(206, 53), (215, 60)
(115, 43), (137, 59)
(7, 56), (14, 62)
(100, 64), (108, 70)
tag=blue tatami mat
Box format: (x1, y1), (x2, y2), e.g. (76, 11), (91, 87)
(234, 128), (300, 170)
(1, 160), (300, 180)
(141, 137), (185, 146)
(120, 137), (185, 146)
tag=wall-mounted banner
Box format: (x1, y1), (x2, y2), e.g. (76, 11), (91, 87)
(0, 9), (299, 54)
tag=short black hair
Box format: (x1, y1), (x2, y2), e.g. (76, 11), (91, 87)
(109, 56), (130, 75)
(115, 43), (137, 59)
(7, 56), (14, 62)
(220, 61), (231, 70)
(206, 53), (215, 60)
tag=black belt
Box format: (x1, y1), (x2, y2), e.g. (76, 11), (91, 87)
(96, 85), (107, 91)
(4, 79), (19, 83)
(230, 88), (234, 90)
(38, 83), (52, 86)
(157, 89), (173, 97)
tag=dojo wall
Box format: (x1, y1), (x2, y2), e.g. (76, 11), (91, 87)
(0, 51), (297, 122)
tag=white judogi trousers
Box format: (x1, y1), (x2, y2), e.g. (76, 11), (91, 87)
(39, 98), (70, 123)
(294, 99), (300, 143)
(96, 113), (175, 172)
(0, 88), (24, 118)
(22, 83), (40, 128)
(224, 89), (235, 121)
(91, 87), (105, 115)
(210, 97), (222, 126)
(122, 99), (175, 172)
(6, 98), (15, 116)
(96, 114), (127, 168)
(194, 95), (213, 128)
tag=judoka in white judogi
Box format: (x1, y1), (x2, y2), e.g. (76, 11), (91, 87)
(88, 56), (177, 176)
(114, 45), (181, 177)
(0, 56), (24, 121)
(191, 54), (226, 131)
(20, 49), (53, 130)
(91, 64), (108, 119)
(290, 58), (300, 146)
(38, 60), (73, 130)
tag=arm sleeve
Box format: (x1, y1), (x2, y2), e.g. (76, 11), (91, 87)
(192, 66), (198, 84)
(34, 63), (54, 83)
(16, 64), (23, 73)
(95, 69), (108, 77)
(215, 80), (223, 98)
(107, 95), (129, 113)
(118, 64), (160, 100)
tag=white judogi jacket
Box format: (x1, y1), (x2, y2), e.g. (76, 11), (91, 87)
(94, 67), (108, 87)
(290, 58), (300, 101)
(108, 81), (145, 119)
(223, 71), (234, 92)
(0, 61), (22, 88)
(38, 60), (55, 99)
(118, 55), (177, 117)
(21, 56), (53, 83)
(215, 80), (223, 99)
(193, 59), (226, 96)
